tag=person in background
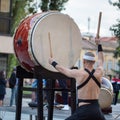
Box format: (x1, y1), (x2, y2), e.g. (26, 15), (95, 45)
(28, 79), (47, 107)
(57, 79), (69, 110)
(31, 79), (38, 102)
(0, 70), (6, 106)
(9, 67), (18, 106)
(31, 79), (47, 102)
(49, 38), (106, 120)
(111, 75), (120, 105)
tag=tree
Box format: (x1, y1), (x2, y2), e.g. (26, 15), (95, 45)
(8, 0), (37, 77)
(109, 0), (120, 78)
(11, 0), (38, 34)
(40, 0), (69, 11)
(109, 0), (120, 58)
(111, 60), (120, 78)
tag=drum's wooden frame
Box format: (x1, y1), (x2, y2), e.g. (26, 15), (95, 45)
(14, 11), (81, 120)
(16, 66), (76, 120)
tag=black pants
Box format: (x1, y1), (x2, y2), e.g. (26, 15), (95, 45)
(113, 91), (119, 105)
(58, 79), (68, 104)
(65, 100), (106, 120)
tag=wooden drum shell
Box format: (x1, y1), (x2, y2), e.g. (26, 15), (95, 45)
(13, 11), (82, 72)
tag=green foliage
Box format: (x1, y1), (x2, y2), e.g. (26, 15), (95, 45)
(11, 0), (29, 34)
(109, 0), (120, 78)
(27, 0), (38, 14)
(40, 0), (49, 11)
(111, 60), (120, 78)
(113, 42), (120, 58)
(109, 0), (120, 9)
(7, 54), (19, 78)
(109, 1), (120, 57)
(8, 0), (37, 75)
(109, 0), (120, 46)
(40, 0), (69, 11)
(49, 0), (68, 11)
(110, 20), (120, 38)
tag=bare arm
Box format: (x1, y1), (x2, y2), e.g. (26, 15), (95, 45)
(95, 38), (104, 76)
(49, 58), (77, 78)
(98, 50), (104, 67)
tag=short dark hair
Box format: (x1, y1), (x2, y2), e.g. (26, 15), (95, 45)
(85, 52), (95, 57)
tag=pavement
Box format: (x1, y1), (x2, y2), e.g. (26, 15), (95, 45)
(0, 88), (120, 120)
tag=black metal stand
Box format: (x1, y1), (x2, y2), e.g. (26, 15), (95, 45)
(16, 65), (76, 120)
(15, 66), (33, 120)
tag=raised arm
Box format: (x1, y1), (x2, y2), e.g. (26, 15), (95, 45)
(95, 38), (104, 76)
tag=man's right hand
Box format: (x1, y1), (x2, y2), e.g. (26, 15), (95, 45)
(48, 57), (55, 65)
(95, 37), (100, 45)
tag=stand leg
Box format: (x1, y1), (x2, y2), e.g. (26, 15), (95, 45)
(37, 76), (43, 120)
(47, 79), (55, 120)
(30, 115), (32, 120)
(70, 78), (76, 114)
(15, 78), (23, 120)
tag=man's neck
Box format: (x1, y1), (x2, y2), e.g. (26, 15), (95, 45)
(84, 64), (93, 71)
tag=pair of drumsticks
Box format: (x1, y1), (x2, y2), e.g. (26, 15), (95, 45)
(48, 12), (102, 57)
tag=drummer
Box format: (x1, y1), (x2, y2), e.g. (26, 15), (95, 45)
(49, 38), (106, 120)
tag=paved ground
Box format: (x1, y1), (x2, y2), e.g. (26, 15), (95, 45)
(0, 88), (64, 120)
(0, 88), (120, 120)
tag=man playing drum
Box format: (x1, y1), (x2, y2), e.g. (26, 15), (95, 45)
(49, 38), (106, 120)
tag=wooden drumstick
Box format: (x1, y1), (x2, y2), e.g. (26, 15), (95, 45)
(96, 12), (102, 39)
(48, 32), (53, 57)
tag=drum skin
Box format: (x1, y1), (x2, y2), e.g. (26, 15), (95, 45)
(98, 77), (113, 109)
(13, 11), (82, 72)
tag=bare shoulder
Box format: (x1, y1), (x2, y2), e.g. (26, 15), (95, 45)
(73, 69), (86, 77)
(75, 69), (88, 83)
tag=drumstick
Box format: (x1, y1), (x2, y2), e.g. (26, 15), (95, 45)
(96, 12), (102, 39)
(48, 32), (53, 57)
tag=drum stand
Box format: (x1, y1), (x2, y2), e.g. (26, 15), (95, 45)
(15, 66), (76, 120)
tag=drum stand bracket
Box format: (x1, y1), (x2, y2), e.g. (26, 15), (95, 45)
(15, 65), (76, 120)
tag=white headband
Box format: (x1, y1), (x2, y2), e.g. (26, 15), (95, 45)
(83, 55), (95, 61)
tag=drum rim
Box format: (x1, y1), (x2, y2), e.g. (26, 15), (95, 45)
(29, 11), (62, 68)
(29, 11), (80, 71)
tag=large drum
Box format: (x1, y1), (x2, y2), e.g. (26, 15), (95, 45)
(99, 77), (113, 109)
(13, 11), (82, 72)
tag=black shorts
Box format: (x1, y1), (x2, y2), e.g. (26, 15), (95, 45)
(0, 95), (5, 100)
(65, 100), (106, 120)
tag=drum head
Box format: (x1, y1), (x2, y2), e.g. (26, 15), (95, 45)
(98, 87), (113, 109)
(29, 12), (81, 72)
(102, 77), (113, 92)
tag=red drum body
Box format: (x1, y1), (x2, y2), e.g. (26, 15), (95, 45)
(13, 11), (82, 72)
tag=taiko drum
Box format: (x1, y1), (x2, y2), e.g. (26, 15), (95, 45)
(13, 11), (82, 72)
